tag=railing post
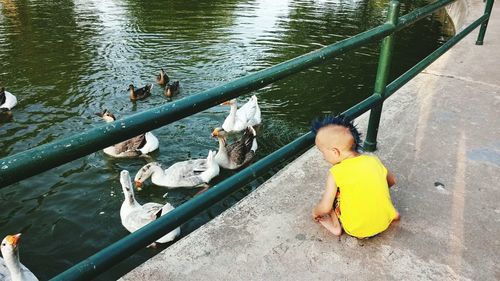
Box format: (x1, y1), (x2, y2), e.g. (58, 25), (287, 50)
(475, 0), (495, 45)
(364, 0), (400, 151)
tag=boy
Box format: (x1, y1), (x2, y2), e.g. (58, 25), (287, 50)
(311, 116), (399, 238)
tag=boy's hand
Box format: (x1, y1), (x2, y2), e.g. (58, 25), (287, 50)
(387, 171), (397, 188)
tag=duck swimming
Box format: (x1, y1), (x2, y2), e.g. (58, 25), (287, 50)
(222, 95), (261, 133)
(120, 170), (180, 245)
(164, 81), (180, 98)
(156, 69), (170, 86)
(134, 150), (219, 190)
(0, 233), (38, 281)
(96, 109), (159, 157)
(211, 126), (257, 170)
(129, 84), (153, 101)
(0, 87), (17, 111)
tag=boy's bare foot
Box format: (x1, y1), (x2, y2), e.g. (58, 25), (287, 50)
(394, 212), (401, 221)
(318, 215), (342, 236)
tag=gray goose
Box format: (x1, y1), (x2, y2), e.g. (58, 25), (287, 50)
(211, 126), (258, 170)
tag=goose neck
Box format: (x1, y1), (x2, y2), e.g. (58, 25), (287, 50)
(4, 251), (23, 281)
(217, 137), (227, 153)
(229, 102), (237, 116)
(150, 165), (167, 185)
(122, 189), (139, 208)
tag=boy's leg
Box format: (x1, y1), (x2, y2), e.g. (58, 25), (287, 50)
(318, 210), (342, 236)
(318, 190), (342, 236)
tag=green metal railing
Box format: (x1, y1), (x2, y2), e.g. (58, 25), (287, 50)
(0, 0), (493, 279)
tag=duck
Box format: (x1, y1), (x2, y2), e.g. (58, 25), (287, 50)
(211, 126), (257, 170)
(96, 109), (159, 157)
(221, 95), (261, 133)
(119, 170), (180, 245)
(0, 233), (38, 281)
(134, 150), (219, 190)
(156, 68), (170, 86)
(164, 81), (180, 98)
(129, 84), (153, 101)
(0, 87), (17, 111)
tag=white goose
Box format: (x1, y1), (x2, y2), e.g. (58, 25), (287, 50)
(134, 150), (219, 190)
(0, 234), (38, 281)
(120, 170), (180, 244)
(222, 95), (261, 133)
(96, 109), (159, 157)
(0, 87), (17, 111)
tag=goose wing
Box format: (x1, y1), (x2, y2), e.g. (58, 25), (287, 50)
(21, 267), (38, 281)
(0, 259), (9, 281)
(166, 159), (207, 174)
(142, 202), (164, 217)
(165, 160), (195, 176)
(164, 160), (207, 187)
(113, 134), (146, 154)
(190, 159), (208, 172)
(0, 257), (38, 281)
(124, 203), (162, 232)
(226, 128), (255, 166)
(175, 174), (205, 187)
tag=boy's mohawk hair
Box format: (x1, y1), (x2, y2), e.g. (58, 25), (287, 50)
(311, 115), (363, 152)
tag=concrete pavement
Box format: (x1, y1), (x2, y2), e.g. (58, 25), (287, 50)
(121, 0), (500, 280)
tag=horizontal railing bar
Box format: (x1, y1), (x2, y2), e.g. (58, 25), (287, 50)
(50, 87), (380, 280)
(0, 23), (395, 189)
(397, 0), (457, 31)
(386, 13), (489, 97)
(342, 94), (382, 121)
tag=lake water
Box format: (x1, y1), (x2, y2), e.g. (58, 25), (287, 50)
(0, 0), (451, 279)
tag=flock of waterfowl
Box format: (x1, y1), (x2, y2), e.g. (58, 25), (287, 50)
(0, 68), (262, 280)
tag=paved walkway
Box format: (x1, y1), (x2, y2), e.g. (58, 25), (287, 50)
(121, 0), (500, 280)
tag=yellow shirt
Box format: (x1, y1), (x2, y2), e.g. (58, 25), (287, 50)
(330, 154), (397, 238)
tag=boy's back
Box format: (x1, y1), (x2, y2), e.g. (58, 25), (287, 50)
(331, 154), (398, 238)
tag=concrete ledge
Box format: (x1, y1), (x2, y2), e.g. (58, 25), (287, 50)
(121, 0), (500, 280)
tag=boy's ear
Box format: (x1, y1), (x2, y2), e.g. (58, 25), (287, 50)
(330, 147), (340, 156)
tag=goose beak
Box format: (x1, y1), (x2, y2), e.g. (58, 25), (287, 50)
(221, 101), (231, 106)
(211, 129), (219, 137)
(6, 233), (21, 247)
(95, 112), (103, 117)
(135, 181), (143, 190)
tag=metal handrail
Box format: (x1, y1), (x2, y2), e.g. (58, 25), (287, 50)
(0, 0), (491, 279)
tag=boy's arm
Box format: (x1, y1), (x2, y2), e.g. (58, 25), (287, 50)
(387, 170), (396, 188)
(312, 172), (337, 221)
